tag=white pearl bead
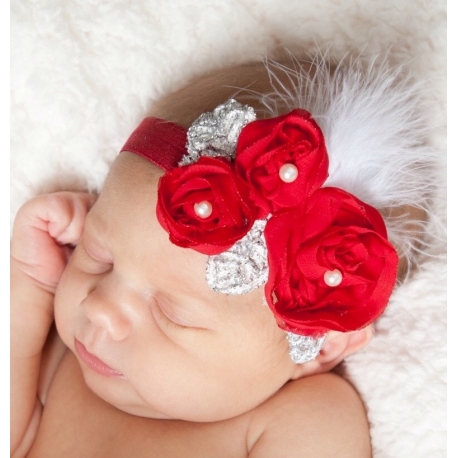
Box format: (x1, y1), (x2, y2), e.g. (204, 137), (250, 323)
(194, 201), (213, 219)
(324, 269), (343, 287)
(279, 163), (299, 183)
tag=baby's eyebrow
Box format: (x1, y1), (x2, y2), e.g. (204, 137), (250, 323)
(154, 281), (206, 306)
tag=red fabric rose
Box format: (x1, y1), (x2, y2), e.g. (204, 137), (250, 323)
(157, 156), (257, 255)
(235, 109), (329, 216)
(264, 187), (398, 335)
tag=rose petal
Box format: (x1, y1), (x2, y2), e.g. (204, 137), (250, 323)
(264, 187), (398, 334)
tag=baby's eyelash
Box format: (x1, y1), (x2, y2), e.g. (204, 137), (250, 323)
(162, 314), (189, 331)
(153, 302), (189, 331)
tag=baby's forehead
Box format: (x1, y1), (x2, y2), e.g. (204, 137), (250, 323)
(108, 152), (164, 189)
(88, 158), (230, 300)
(92, 153), (166, 222)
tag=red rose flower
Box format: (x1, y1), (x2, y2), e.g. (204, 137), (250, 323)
(264, 187), (398, 335)
(235, 109), (329, 216)
(157, 156), (257, 255)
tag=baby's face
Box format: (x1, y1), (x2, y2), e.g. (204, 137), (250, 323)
(55, 152), (297, 421)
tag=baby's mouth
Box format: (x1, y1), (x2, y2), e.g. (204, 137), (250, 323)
(74, 339), (124, 378)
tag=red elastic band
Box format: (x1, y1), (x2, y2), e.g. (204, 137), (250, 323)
(120, 117), (187, 171)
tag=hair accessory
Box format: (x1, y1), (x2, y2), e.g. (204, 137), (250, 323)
(286, 333), (327, 364)
(180, 99), (256, 166)
(121, 117), (187, 171)
(121, 99), (399, 363)
(206, 218), (269, 295)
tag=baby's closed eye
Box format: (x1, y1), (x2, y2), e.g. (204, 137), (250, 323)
(150, 297), (210, 332)
(152, 301), (190, 330)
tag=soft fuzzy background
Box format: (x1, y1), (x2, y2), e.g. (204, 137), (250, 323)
(11, 1), (446, 456)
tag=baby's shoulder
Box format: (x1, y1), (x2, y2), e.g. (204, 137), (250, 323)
(246, 373), (372, 458)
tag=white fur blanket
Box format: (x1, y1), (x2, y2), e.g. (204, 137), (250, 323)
(11, 1), (446, 456)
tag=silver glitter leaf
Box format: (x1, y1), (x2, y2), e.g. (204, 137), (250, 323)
(206, 219), (268, 295)
(286, 332), (327, 364)
(179, 99), (256, 166)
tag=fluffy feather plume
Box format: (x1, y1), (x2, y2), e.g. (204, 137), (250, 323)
(243, 53), (438, 276)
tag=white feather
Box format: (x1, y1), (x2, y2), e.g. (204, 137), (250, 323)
(240, 53), (439, 275)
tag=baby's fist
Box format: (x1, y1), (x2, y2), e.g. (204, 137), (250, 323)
(11, 192), (97, 293)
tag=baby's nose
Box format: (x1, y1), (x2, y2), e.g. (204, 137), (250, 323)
(80, 284), (133, 341)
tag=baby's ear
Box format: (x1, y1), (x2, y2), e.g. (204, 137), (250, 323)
(291, 326), (373, 379)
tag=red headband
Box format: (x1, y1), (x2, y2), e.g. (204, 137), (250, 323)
(120, 117), (187, 171)
(120, 105), (398, 339)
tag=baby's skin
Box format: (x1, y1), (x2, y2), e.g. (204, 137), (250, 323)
(11, 151), (372, 457)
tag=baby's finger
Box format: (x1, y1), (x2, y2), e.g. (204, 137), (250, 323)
(48, 193), (98, 246)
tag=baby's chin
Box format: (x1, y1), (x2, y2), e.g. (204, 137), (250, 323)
(80, 366), (259, 423)
(79, 366), (174, 419)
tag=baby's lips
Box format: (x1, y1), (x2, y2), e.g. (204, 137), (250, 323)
(74, 339), (124, 378)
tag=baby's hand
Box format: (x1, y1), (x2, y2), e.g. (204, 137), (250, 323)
(10, 192), (96, 456)
(11, 192), (97, 294)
